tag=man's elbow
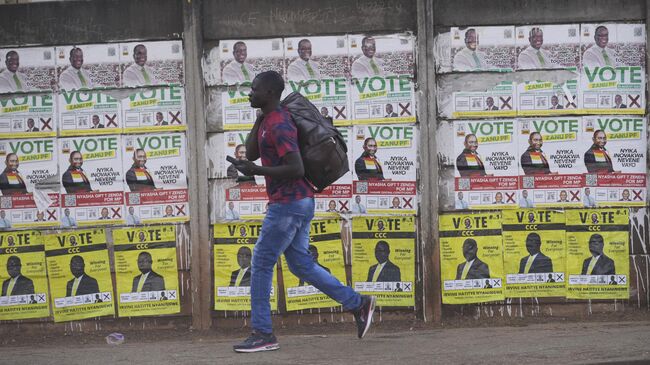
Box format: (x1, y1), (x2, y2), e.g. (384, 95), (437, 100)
(291, 164), (305, 179)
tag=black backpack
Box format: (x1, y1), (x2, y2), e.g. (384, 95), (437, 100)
(280, 92), (349, 193)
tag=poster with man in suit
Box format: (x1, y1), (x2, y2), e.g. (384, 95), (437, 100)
(113, 226), (180, 317)
(59, 135), (124, 226)
(281, 219), (347, 311)
(502, 209), (566, 298)
(453, 120), (518, 209)
(120, 41), (184, 88)
(123, 133), (189, 224)
(0, 94), (56, 138)
(352, 216), (415, 307)
(0, 47), (55, 94)
(579, 23), (646, 114)
(440, 212), (504, 304)
(57, 90), (121, 136)
(56, 44), (120, 91)
(213, 222), (278, 311)
(451, 26), (516, 72)
(566, 209), (629, 299)
(44, 229), (114, 322)
(0, 231), (49, 320)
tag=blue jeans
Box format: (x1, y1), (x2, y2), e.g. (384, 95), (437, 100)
(251, 197), (361, 334)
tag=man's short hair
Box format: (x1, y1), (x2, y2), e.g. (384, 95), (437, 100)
(5, 51), (18, 60)
(529, 27), (543, 38)
(463, 238), (477, 248)
(234, 144), (245, 153)
(363, 137), (376, 148)
(464, 29), (476, 41)
(69, 47), (82, 58)
(526, 232), (541, 244)
(255, 71), (285, 96)
(375, 240), (390, 250)
(134, 44), (146, 53)
(464, 134), (476, 143)
(595, 25), (608, 34)
(592, 129), (605, 139)
(134, 148), (146, 158)
(5, 153), (17, 163)
(529, 132), (542, 141)
(298, 39), (311, 48)
(361, 36), (374, 47)
(233, 41), (246, 51)
(69, 150), (82, 159)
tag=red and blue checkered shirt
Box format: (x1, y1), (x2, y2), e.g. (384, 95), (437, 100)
(258, 107), (314, 203)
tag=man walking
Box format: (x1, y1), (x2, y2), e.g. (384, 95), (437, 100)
(231, 71), (375, 352)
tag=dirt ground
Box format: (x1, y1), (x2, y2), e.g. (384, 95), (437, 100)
(1, 316), (649, 364)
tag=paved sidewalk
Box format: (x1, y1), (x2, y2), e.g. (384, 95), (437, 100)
(2, 321), (649, 364)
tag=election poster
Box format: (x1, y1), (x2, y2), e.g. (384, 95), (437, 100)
(218, 130), (254, 182)
(348, 33), (415, 79)
(0, 231), (49, 320)
(0, 47), (56, 93)
(518, 117), (586, 208)
(439, 212), (504, 304)
(566, 208), (629, 299)
(220, 85), (257, 130)
(213, 222), (278, 311)
(122, 86), (187, 133)
(451, 26), (516, 72)
(224, 184), (268, 220)
(215, 38), (285, 86)
(452, 82), (517, 118)
(0, 138), (60, 228)
(453, 119), (518, 210)
(56, 44), (121, 91)
(0, 94), (56, 138)
(113, 226), (180, 317)
(120, 41), (184, 88)
(57, 90), (121, 136)
(59, 135), (124, 226)
(351, 124), (417, 214)
(349, 75), (416, 125)
(282, 220), (347, 311)
(515, 24), (580, 70)
(348, 34), (415, 125)
(502, 209), (566, 298)
(315, 127), (352, 216)
(580, 116), (647, 206)
(517, 79), (579, 116)
(44, 229), (115, 322)
(123, 133), (189, 224)
(283, 78), (350, 127)
(579, 23), (646, 114)
(285, 35), (348, 81)
(351, 216), (415, 307)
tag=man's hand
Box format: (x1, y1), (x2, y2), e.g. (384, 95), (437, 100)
(233, 160), (259, 176)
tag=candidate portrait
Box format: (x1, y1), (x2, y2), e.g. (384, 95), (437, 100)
(126, 148), (157, 192)
(366, 241), (401, 282)
(66, 255), (99, 296)
(132, 251), (166, 292)
(455, 238), (490, 280)
(2, 256), (35, 296)
(518, 232), (553, 274)
(581, 233), (615, 275)
(287, 38), (321, 82)
(123, 44), (159, 87)
(229, 246), (251, 287)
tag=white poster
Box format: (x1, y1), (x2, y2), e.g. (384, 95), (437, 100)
(351, 124), (417, 214)
(0, 94), (56, 138)
(314, 127), (353, 216)
(285, 36), (347, 82)
(580, 116), (646, 207)
(57, 90), (121, 136)
(348, 33), (415, 79)
(451, 26), (516, 72)
(452, 82), (517, 118)
(56, 44), (121, 91)
(0, 138), (59, 228)
(122, 86), (187, 133)
(579, 23), (646, 114)
(517, 79), (579, 116)
(515, 24), (580, 70)
(0, 47), (56, 93)
(215, 39), (284, 86)
(518, 117), (585, 208)
(453, 120), (518, 210)
(120, 41), (184, 88)
(221, 86), (257, 131)
(122, 133), (189, 224)
(59, 135), (124, 226)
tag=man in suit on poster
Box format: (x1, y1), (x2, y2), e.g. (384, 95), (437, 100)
(132, 251), (165, 292)
(2, 256), (35, 296)
(455, 238), (490, 280)
(366, 241), (401, 282)
(229, 246), (252, 287)
(66, 255), (99, 296)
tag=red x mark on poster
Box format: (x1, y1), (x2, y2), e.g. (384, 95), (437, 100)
(499, 97), (512, 109)
(570, 190), (580, 201)
(111, 207), (121, 218)
(40, 117), (53, 131)
(334, 106), (346, 119)
(399, 102), (411, 116)
(175, 205), (186, 216)
(105, 114), (118, 127)
(46, 209), (56, 220)
(505, 192), (515, 203)
(402, 197), (413, 209)
(633, 189), (642, 200)
(169, 111), (182, 124)
(339, 200), (349, 211)
(628, 95), (640, 108)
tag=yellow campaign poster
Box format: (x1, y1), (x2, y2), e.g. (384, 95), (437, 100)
(44, 229), (115, 322)
(213, 222), (278, 311)
(502, 210), (566, 298)
(113, 226), (180, 317)
(0, 231), (50, 320)
(282, 219), (346, 311)
(351, 216), (415, 307)
(566, 209), (629, 299)
(440, 212), (504, 304)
